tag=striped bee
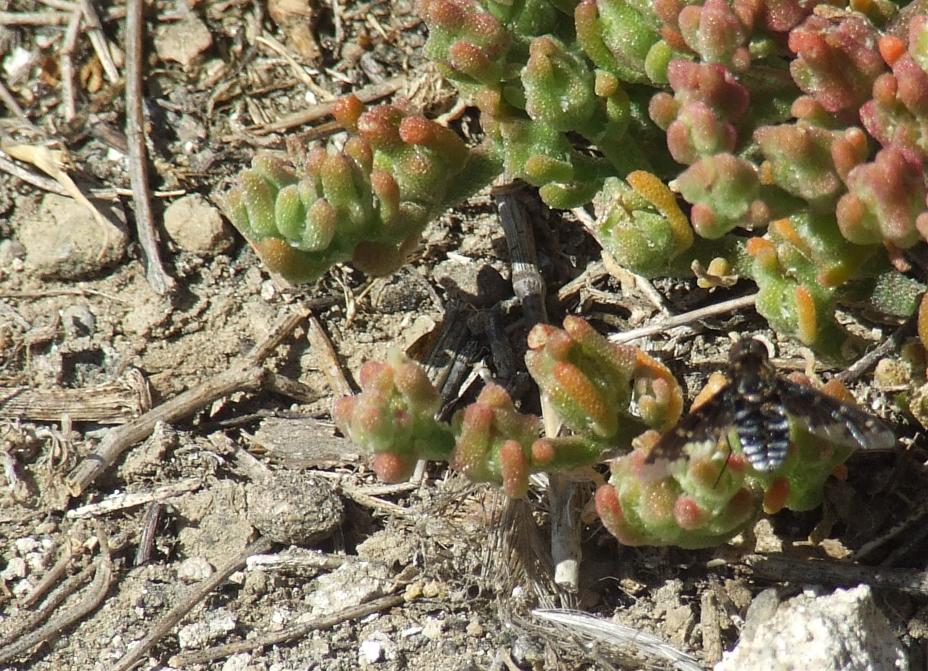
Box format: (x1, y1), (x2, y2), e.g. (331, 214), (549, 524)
(646, 339), (896, 472)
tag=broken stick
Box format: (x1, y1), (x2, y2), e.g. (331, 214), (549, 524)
(65, 307), (309, 496)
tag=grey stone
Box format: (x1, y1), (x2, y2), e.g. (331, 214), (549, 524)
(177, 608), (236, 649)
(61, 304), (96, 338)
(0, 239), (26, 266)
(716, 585), (908, 671)
(245, 471), (344, 546)
(154, 15), (213, 68)
(305, 561), (393, 617)
(19, 194), (126, 279)
(163, 194), (232, 255)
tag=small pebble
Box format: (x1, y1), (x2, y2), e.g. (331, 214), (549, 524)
(19, 194), (126, 279)
(260, 280), (276, 301)
(422, 617), (444, 640)
(177, 556), (214, 582)
(0, 239), (26, 266)
(155, 16), (213, 68)
(359, 639), (384, 664)
(61, 304), (96, 338)
(466, 617), (484, 638)
(177, 610), (237, 649)
(1, 557), (26, 580)
(245, 471), (344, 545)
(422, 580), (443, 598)
(306, 562), (392, 617)
(221, 653), (252, 671)
(13, 537), (40, 555)
(163, 194), (232, 254)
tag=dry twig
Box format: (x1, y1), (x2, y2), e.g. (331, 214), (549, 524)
(134, 502), (163, 566)
(112, 536), (275, 671)
(0, 369), (151, 424)
(699, 590), (724, 665)
(340, 485), (413, 517)
(330, 0), (344, 45)
(742, 554), (928, 596)
(835, 307), (919, 383)
(65, 477), (201, 519)
(169, 592), (406, 666)
(245, 549), (351, 572)
(77, 0), (119, 82)
(125, 0), (175, 295)
(531, 609), (702, 671)
(59, 8), (82, 122)
(38, 0), (78, 10)
(851, 495), (928, 562)
(20, 539), (79, 608)
(65, 307), (309, 495)
(0, 79), (32, 126)
(0, 11), (70, 25)
(0, 149), (183, 201)
(307, 313), (355, 396)
(0, 563), (95, 652)
(255, 75), (406, 134)
(493, 183), (580, 596)
(608, 293), (759, 344)
(0, 287), (128, 301)
(0, 526), (114, 665)
(2, 144), (126, 246)
(0, 150), (67, 193)
(254, 34), (333, 100)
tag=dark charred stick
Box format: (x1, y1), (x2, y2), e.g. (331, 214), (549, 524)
(134, 502), (164, 566)
(493, 182), (580, 596)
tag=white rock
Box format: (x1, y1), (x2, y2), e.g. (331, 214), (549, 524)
(2, 556), (27, 580)
(422, 617), (445, 641)
(177, 556), (214, 582)
(3, 46), (32, 79)
(304, 562), (392, 617)
(359, 639), (384, 664)
(14, 538), (39, 556)
(177, 609), (237, 649)
(358, 633), (395, 665)
(221, 653), (252, 671)
(716, 585), (908, 671)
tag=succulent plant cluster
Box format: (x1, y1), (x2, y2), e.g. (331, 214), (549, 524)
(225, 1), (922, 545)
(225, 0), (927, 357)
(225, 96), (500, 282)
(334, 317), (669, 498)
(335, 318), (865, 546)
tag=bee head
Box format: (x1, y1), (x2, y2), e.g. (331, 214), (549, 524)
(729, 338), (771, 367)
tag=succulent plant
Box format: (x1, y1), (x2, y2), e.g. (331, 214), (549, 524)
(335, 318), (887, 546)
(333, 349), (456, 482)
(227, 0), (923, 545)
(595, 431), (761, 548)
(226, 1), (927, 353)
(335, 318), (680, 497)
(225, 96), (500, 282)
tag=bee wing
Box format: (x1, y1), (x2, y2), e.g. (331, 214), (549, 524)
(775, 378), (895, 451)
(645, 383), (734, 464)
